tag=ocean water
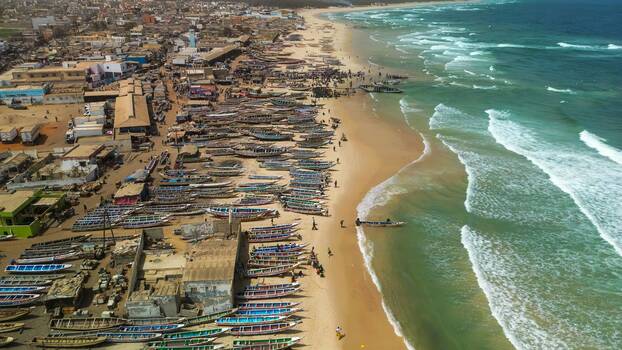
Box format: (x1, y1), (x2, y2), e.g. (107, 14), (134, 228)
(328, 1), (622, 349)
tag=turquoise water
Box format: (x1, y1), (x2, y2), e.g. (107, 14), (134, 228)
(329, 1), (622, 349)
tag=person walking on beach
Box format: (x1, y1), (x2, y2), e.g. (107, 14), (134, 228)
(336, 326), (344, 339)
(328, 248), (332, 257)
(340, 219), (345, 228)
(312, 217), (318, 231)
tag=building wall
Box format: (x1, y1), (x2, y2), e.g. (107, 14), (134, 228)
(183, 279), (233, 309)
(44, 93), (84, 104)
(0, 87), (46, 105)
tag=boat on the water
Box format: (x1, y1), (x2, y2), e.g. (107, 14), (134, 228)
(232, 336), (302, 349)
(0, 308), (30, 321)
(215, 316), (288, 326)
(5, 263), (72, 274)
(0, 322), (23, 333)
(50, 317), (127, 331)
(355, 218), (406, 227)
(162, 328), (229, 340)
(0, 294), (42, 307)
(31, 336), (107, 348)
(228, 321), (299, 336)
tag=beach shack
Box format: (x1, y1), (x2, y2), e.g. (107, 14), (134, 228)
(0, 189), (67, 238)
(113, 182), (147, 205)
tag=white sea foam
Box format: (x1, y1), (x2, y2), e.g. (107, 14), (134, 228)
(473, 84), (498, 90)
(355, 133), (431, 350)
(608, 44), (622, 50)
(557, 42), (622, 51)
(460, 225), (570, 350)
(546, 86), (576, 94)
(488, 110), (622, 256)
(579, 130), (622, 165)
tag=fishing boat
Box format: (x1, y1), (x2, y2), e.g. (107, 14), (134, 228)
(185, 309), (237, 326)
(215, 316), (288, 326)
(128, 317), (186, 326)
(0, 308), (30, 321)
(250, 250), (305, 258)
(283, 205), (327, 216)
(50, 317), (127, 331)
(235, 308), (300, 317)
(118, 215), (170, 229)
(206, 168), (244, 177)
(0, 336), (13, 347)
(359, 84), (403, 93)
(237, 302), (300, 310)
(31, 336), (107, 348)
(245, 264), (301, 278)
(162, 328), (229, 340)
(0, 323), (23, 333)
(96, 331), (162, 342)
(251, 243), (307, 254)
(188, 181), (232, 188)
(0, 274), (64, 283)
(0, 286), (48, 294)
(206, 207), (277, 221)
(233, 195), (274, 207)
(296, 160), (335, 170)
(248, 232), (300, 243)
(248, 174), (282, 180)
(5, 263), (72, 274)
(249, 223), (299, 234)
(31, 234), (90, 248)
(248, 258), (304, 268)
(228, 322), (299, 336)
(234, 147), (287, 158)
(119, 324), (184, 333)
(147, 338), (215, 348)
(249, 131), (293, 141)
(0, 294), (41, 307)
(15, 251), (81, 265)
(148, 345), (225, 350)
(355, 219), (406, 227)
(243, 283), (299, 291)
(232, 337), (302, 349)
(236, 288), (300, 301)
(289, 149), (323, 159)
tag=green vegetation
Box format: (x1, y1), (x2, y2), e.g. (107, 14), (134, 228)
(0, 27), (20, 39)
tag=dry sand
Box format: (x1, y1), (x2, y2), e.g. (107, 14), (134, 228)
(287, 7), (427, 349)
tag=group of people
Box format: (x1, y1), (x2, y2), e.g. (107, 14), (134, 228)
(310, 247), (324, 277)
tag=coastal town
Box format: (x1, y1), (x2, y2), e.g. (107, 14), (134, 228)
(0, 0), (413, 349)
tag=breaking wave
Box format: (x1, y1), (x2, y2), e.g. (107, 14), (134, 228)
(580, 130), (622, 165)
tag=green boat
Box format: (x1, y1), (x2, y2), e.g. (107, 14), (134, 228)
(162, 328), (228, 340)
(233, 337), (302, 349)
(148, 345), (225, 350)
(147, 337), (215, 347)
(185, 309), (237, 326)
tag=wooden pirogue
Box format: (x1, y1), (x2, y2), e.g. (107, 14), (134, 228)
(0, 308), (30, 322)
(31, 336), (107, 348)
(49, 317), (127, 331)
(0, 323), (23, 333)
(0, 336), (14, 347)
(232, 336), (302, 349)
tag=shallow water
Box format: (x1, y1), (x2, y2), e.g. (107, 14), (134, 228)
(330, 1), (622, 349)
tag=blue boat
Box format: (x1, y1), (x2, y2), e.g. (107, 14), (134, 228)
(162, 327), (228, 340)
(237, 302), (300, 310)
(118, 324), (184, 333)
(5, 263), (72, 274)
(95, 331), (162, 343)
(0, 286), (47, 294)
(251, 243), (308, 254)
(215, 316), (288, 326)
(235, 308), (300, 317)
(243, 283), (300, 291)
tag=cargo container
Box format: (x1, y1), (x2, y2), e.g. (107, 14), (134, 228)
(20, 124), (40, 144)
(0, 126), (18, 143)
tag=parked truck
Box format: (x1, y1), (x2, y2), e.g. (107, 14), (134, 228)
(20, 124), (40, 144)
(0, 126), (18, 143)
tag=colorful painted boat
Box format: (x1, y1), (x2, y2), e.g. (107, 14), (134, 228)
(235, 308), (300, 317)
(50, 317), (127, 331)
(0, 322), (23, 333)
(119, 324), (184, 333)
(0, 286), (47, 294)
(162, 328), (228, 340)
(245, 263), (301, 278)
(128, 317), (186, 326)
(249, 223), (299, 234)
(15, 251), (81, 264)
(243, 283), (299, 291)
(185, 309), (237, 326)
(228, 321), (299, 336)
(236, 302), (300, 310)
(232, 337), (302, 349)
(148, 345), (225, 350)
(251, 243), (307, 254)
(250, 251), (305, 258)
(147, 338), (215, 348)
(96, 331), (162, 342)
(5, 263), (72, 274)
(236, 288), (300, 301)
(30, 234), (90, 248)
(32, 336), (107, 348)
(248, 232), (300, 243)
(248, 257), (305, 268)
(0, 308), (30, 321)
(0, 294), (41, 307)
(215, 316), (288, 326)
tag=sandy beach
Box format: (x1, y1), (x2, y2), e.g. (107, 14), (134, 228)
(291, 7), (427, 349)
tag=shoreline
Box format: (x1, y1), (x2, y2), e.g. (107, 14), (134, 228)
(297, 6), (428, 349)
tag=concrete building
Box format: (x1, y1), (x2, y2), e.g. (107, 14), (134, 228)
(0, 189), (67, 238)
(32, 16), (56, 31)
(11, 67), (87, 85)
(0, 85), (47, 105)
(114, 93), (151, 135)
